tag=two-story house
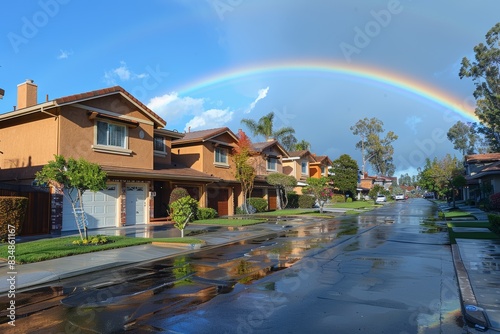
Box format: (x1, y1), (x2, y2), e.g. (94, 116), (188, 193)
(282, 150), (317, 194)
(0, 81), (217, 235)
(310, 154), (332, 178)
(171, 127), (242, 216)
(250, 139), (289, 210)
(464, 153), (500, 203)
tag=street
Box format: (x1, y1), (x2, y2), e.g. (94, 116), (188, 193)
(0, 199), (477, 333)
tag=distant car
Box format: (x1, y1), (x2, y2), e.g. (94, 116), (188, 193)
(423, 192), (435, 199)
(376, 195), (387, 203)
(395, 194), (405, 200)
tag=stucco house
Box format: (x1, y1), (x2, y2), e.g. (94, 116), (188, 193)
(171, 127), (243, 216)
(282, 150), (317, 194)
(310, 154), (332, 178)
(463, 153), (500, 203)
(0, 80), (218, 235)
(249, 139), (290, 210)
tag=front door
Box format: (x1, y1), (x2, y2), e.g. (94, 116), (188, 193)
(126, 184), (146, 225)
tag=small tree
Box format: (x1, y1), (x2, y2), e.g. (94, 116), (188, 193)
(266, 173), (297, 210)
(234, 130), (256, 214)
(170, 196), (198, 237)
(35, 155), (107, 241)
(303, 177), (333, 213)
(368, 184), (385, 203)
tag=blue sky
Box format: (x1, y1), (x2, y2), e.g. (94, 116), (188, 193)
(1, 0), (499, 177)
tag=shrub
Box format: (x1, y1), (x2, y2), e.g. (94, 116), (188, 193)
(0, 196), (28, 241)
(247, 197), (268, 212)
(286, 193), (299, 208)
(298, 194), (315, 208)
(346, 197), (353, 203)
(197, 207), (218, 220)
(236, 204), (256, 214)
(489, 192), (500, 211)
(169, 187), (189, 205)
(170, 196), (199, 237)
(331, 194), (345, 203)
(488, 214), (500, 235)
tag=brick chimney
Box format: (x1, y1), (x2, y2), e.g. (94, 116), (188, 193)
(17, 79), (38, 109)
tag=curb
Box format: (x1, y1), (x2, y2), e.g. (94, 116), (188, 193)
(451, 244), (489, 331)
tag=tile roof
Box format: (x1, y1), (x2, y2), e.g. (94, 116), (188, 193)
(287, 150), (310, 158)
(173, 127), (238, 144)
(54, 86), (166, 128)
(465, 153), (500, 163)
(102, 164), (220, 182)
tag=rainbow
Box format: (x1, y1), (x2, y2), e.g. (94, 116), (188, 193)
(175, 59), (478, 121)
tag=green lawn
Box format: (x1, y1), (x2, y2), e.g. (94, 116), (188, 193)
(328, 201), (377, 210)
(441, 210), (475, 219)
(446, 221), (499, 244)
(0, 235), (204, 264)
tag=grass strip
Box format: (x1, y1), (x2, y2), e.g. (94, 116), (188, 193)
(0, 235), (204, 264)
(191, 218), (266, 226)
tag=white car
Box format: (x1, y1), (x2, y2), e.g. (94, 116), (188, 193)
(395, 194), (405, 200)
(376, 195), (387, 203)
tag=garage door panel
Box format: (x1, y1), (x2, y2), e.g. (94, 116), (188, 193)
(62, 185), (119, 231)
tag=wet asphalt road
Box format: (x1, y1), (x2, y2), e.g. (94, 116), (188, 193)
(0, 199), (479, 333)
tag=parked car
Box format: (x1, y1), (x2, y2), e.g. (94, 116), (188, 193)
(395, 194), (405, 200)
(376, 195), (387, 203)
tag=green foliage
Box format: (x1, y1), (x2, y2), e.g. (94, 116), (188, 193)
(417, 155), (464, 200)
(72, 235), (109, 246)
(266, 173), (297, 209)
(447, 121), (481, 155)
(298, 194), (315, 208)
(0, 196), (28, 241)
(488, 214), (500, 235)
(368, 185), (385, 200)
(169, 187), (189, 205)
(196, 207), (218, 220)
(170, 196), (198, 236)
(331, 194), (346, 203)
(350, 117), (398, 176)
(303, 177), (333, 212)
(346, 197), (353, 203)
(459, 22), (500, 152)
(330, 154), (359, 195)
(286, 193), (299, 208)
(241, 111), (296, 150)
(247, 197), (268, 212)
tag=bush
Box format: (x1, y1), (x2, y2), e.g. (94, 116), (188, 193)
(247, 197), (268, 212)
(197, 207), (218, 220)
(170, 196), (198, 224)
(346, 197), (353, 203)
(0, 196), (28, 241)
(169, 187), (189, 205)
(489, 193), (500, 211)
(298, 195), (315, 208)
(488, 214), (500, 235)
(331, 194), (345, 203)
(286, 193), (299, 208)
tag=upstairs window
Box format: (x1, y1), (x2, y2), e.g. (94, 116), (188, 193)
(301, 161), (308, 174)
(267, 157), (277, 171)
(215, 147), (228, 165)
(96, 120), (127, 148)
(154, 135), (166, 152)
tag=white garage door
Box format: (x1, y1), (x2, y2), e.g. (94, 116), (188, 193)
(126, 184), (146, 225)
(62, 185), (119, 231)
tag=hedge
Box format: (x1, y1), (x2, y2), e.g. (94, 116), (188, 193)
(488, 214), (500, 235)
(197, 207), (218, 220)
(286, 193), (299, 208)
(247, 197), (268, 212)
(0, 196), (28, 241)
(298, 195), (315, 208)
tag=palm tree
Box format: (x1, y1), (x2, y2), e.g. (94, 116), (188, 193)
(241, 111), (295, 144)
(294, 139), (311, 151)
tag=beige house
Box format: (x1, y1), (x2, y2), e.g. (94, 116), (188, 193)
(282, 150), (318, 194)
(250, 140), (290, 209)
(0, 81), (217, 234)
(171, 127), (242, 216)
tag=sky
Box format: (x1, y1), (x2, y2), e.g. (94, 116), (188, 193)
(1, 0), (499, 177)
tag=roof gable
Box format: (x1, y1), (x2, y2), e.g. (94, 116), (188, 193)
(173, 127), (238, 145)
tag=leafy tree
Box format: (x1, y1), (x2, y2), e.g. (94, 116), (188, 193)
(35, 155), (107, 241)
(294, 139), (311, 151)
(447, 121), (481, 155)
(170, 196), (198, 237)
(368, 184), (386, 202)
(233, 130), (256, 214)
(330, 154), (358, 197)
(241, 111), (296, 147)
(459, 22), (500, 152)
(266, 172), (297, 210)
(303, 177), (333, 213)
(350, 117), (398, 176)
(280, 133), (298, 152)
(417, 155), (464, 200)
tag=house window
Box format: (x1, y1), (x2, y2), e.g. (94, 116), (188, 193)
(215, 147), (228, 164)
(267, 157), (277, 171)
(154, 135), (166, 152)
(321, 166), (326, 174)
(301, 161), (308, 174)
(96, 120), (127, 148)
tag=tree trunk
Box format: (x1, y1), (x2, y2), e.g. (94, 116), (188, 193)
(275, 186), (282, 210)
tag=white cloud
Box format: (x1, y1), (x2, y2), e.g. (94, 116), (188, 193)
(405, 115), (423, 134)
(185, 108), (233, 131)
(147, 92), (205, 120)
(103, 61), (148, 85)
(246, 86), (269, 113)
(57, 49), (72, 59)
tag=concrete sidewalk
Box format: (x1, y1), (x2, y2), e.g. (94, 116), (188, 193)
(437, 201), (500, 332)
